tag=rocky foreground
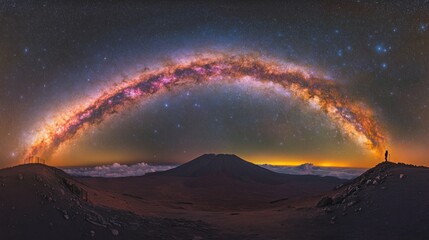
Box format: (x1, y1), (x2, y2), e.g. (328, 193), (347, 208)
(0, 164), (236, 240)
(2, 159), (429, 240)
(307, 162), (429, 240)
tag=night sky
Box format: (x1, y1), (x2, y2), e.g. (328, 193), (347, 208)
(1, 1), (429, 168)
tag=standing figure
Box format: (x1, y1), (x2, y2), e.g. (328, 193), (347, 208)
(384, 150), (388, 162)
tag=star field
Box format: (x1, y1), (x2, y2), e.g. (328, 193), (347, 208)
(1, 1), (429, 167)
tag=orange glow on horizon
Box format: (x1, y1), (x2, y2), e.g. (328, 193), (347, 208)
(41, 136), (424, 169)
(40, 142), (423, 169)
(244, 154), (377, 168)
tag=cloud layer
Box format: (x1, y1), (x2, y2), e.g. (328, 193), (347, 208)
(62, 162), (176, 178)
(262, 163), (366, 180)
(63, 162), (366, 179)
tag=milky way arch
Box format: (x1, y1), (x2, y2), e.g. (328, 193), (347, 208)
(24, 53), (387, 161)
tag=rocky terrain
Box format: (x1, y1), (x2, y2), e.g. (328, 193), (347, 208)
(307, 161), (429, 240)
(2, 156), (429, 240)
(0, 164), (236, 240)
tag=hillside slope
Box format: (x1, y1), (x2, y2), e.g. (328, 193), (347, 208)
(82, 154), (345, 210)
(0, 164), (232, 240)
(303, 162), (429, 240)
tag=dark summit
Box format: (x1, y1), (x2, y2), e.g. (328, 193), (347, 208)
(153, 153), (341, 185)
(155, 154), (275, 177)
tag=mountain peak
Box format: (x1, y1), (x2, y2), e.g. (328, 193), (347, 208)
(151, 153), (343, 185)
(152, 153), (282, 183)
(198, 153), (241, 160)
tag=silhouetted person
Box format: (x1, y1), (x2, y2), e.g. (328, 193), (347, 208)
(384, 150), (388, 162)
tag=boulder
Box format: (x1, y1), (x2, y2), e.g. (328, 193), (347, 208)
(111, 229), (119, 236)
(332, 194), (344, 204)
(317, 196), (333, 207)
(346, 195), (360, 207)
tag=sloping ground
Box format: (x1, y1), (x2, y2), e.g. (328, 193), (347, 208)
(299, 162), (429, 240)
(78, 154), (346, 239)
(0, 164), (235, 240)
(5, 159), (428, 240)
(82, 154), (345, 210)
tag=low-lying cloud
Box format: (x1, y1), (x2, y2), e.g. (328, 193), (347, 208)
(262, 163), (366, 180)
(62, 162), (176, 178)
(63, 162), (366, 179)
